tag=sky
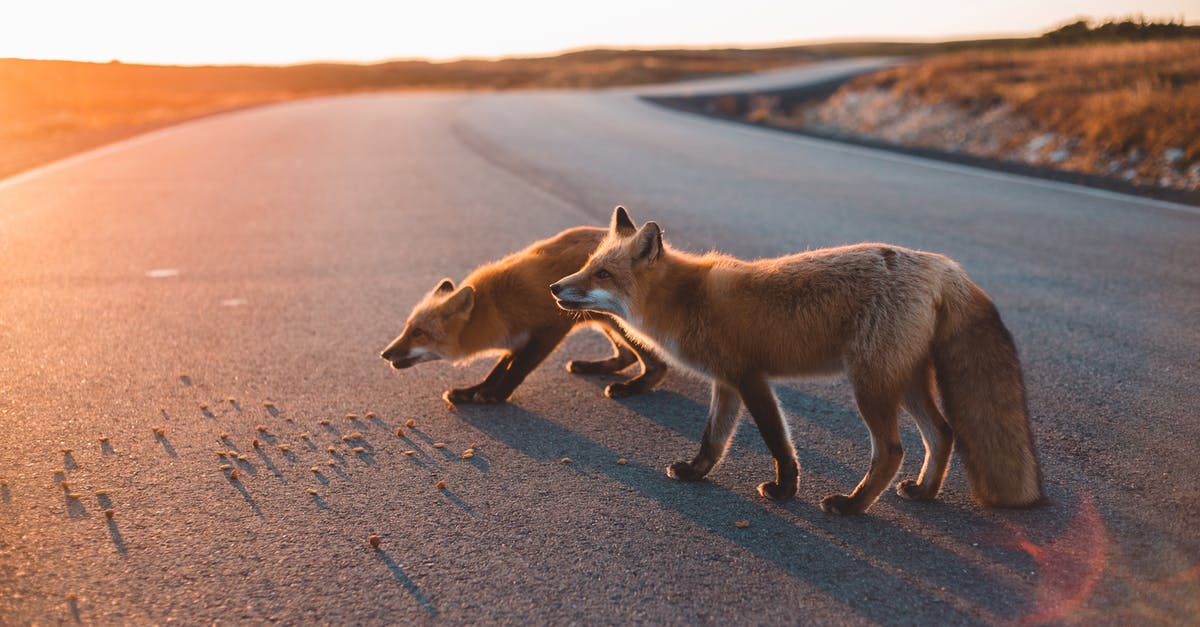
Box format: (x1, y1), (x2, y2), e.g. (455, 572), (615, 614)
(0, 0), (1194, 65)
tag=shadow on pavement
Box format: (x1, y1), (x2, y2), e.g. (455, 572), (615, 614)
(375, 548), (438, 616)
(153, 433), (178, 458)
(226, 474), (263, 518)
(65, 495), (89, 520)
(105, 518), (128, 557)
(440, 488), (478, 518)
(255, 448), (284, 480)
(398, 436), (437, 465)
(97, 494), (128, 557)
(457, 397), (1030, 623)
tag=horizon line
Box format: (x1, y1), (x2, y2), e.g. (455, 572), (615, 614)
(0, 28), (1061, 69)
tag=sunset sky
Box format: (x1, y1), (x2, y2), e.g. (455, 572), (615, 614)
(1, 0), (1194, 65)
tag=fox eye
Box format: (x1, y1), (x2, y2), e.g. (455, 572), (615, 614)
(594, 269), (612, 280)
(410, 329), (424, 338)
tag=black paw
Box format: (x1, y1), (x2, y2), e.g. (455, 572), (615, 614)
(604, 382), (638, 399)
(896, 479), (936, 501)
(666, 461), (707, 481)
(757, 480), (797, 501)
(443, 388), (477, 404)
(565, 360), (596, 374)
(472, 390), (507, 404)
(819, 493), (865, 515)
(442, 388), (507, 405)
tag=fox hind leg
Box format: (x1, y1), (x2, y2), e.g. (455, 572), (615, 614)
(667, 381), (741, 481)
(896, 363), (953, 501)
(822, 379), (904, 515)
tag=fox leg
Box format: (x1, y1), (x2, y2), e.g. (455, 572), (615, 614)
(897, 364), (954, 501)
(470, 330), (568, 403)
(601, 320), (667, 399)
(444, 354), (514, 404)
(666, 380), (741, 481)
(566, 325), (638, 375)
(821, 381), (904, 514)
(737, 373), (800, 501)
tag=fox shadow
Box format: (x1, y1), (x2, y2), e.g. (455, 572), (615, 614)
(455, 396), (1030, 623)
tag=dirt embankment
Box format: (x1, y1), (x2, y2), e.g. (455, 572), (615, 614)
(782, 41), (1200, 191)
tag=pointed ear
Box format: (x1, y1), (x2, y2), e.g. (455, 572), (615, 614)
(435, 278), (455, 293)
(443, 285), (475, 319)
(611, 205), (636, 236)
(633, 222), (662, 262)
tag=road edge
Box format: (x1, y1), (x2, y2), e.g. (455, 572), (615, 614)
(640, 81), (1200, 209)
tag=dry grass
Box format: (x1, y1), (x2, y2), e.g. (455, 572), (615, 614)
(843, 41), (1200, 176)
(0, 61), (319, 178)
(0, 49), (827, 179)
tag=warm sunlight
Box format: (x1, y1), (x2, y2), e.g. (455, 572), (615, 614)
(3, 0), (1199, 624)
(0, 0), (1194, 64)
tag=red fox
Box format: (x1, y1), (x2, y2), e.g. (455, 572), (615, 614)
(380, 226), (666, 404)
(551, 207), (1042, 514)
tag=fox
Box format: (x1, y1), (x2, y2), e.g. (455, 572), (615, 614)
(551, 206), (1042, 514)
(380, 226), (667, 404)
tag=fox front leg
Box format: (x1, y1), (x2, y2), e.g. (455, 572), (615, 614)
(443, 354), (513, 404)
(666, 381), (741, 481)
(447, 330), (569, 405)
(737, 373), (800, 501)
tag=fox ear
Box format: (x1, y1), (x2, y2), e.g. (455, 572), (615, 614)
(633, 222), (662, 262)
(435, 278), (455, 293)
(444, 285), (475, 319)
(611, 206), (636, 236)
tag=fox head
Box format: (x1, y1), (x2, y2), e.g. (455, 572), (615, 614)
(551, 206), (661, 321)
(380, 278), (475, 369)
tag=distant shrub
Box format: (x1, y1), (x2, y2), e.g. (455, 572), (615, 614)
(1041, 17), (1200, 46)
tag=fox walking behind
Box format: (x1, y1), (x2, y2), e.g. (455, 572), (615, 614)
(552, 207), (1042, 514)
(381, 226), (667, 404)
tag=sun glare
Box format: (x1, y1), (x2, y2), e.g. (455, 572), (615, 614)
(0, 0), (1193, 65)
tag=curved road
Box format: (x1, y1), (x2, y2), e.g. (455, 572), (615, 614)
(1, 60), (1197, 624)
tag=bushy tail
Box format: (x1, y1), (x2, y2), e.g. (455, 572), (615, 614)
(933, 281), (1043, 507)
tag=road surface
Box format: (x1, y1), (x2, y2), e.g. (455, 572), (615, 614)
(1, 60), (1197, 624)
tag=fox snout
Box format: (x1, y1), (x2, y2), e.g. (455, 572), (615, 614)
(379, 344), (409, 369)
(380, 338), (433, 370)
(549, 277), (588, 310)
(384, 355), (422, 369)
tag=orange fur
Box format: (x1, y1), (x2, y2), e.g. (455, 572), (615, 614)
(381, 227), (666, 403)
(552, 207), (1042, 514)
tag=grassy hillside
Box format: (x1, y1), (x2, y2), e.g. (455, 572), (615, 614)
(799, 39), (1199, 189)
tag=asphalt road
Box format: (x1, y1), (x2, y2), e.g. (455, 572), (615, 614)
(1, 60), (1197, 625)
